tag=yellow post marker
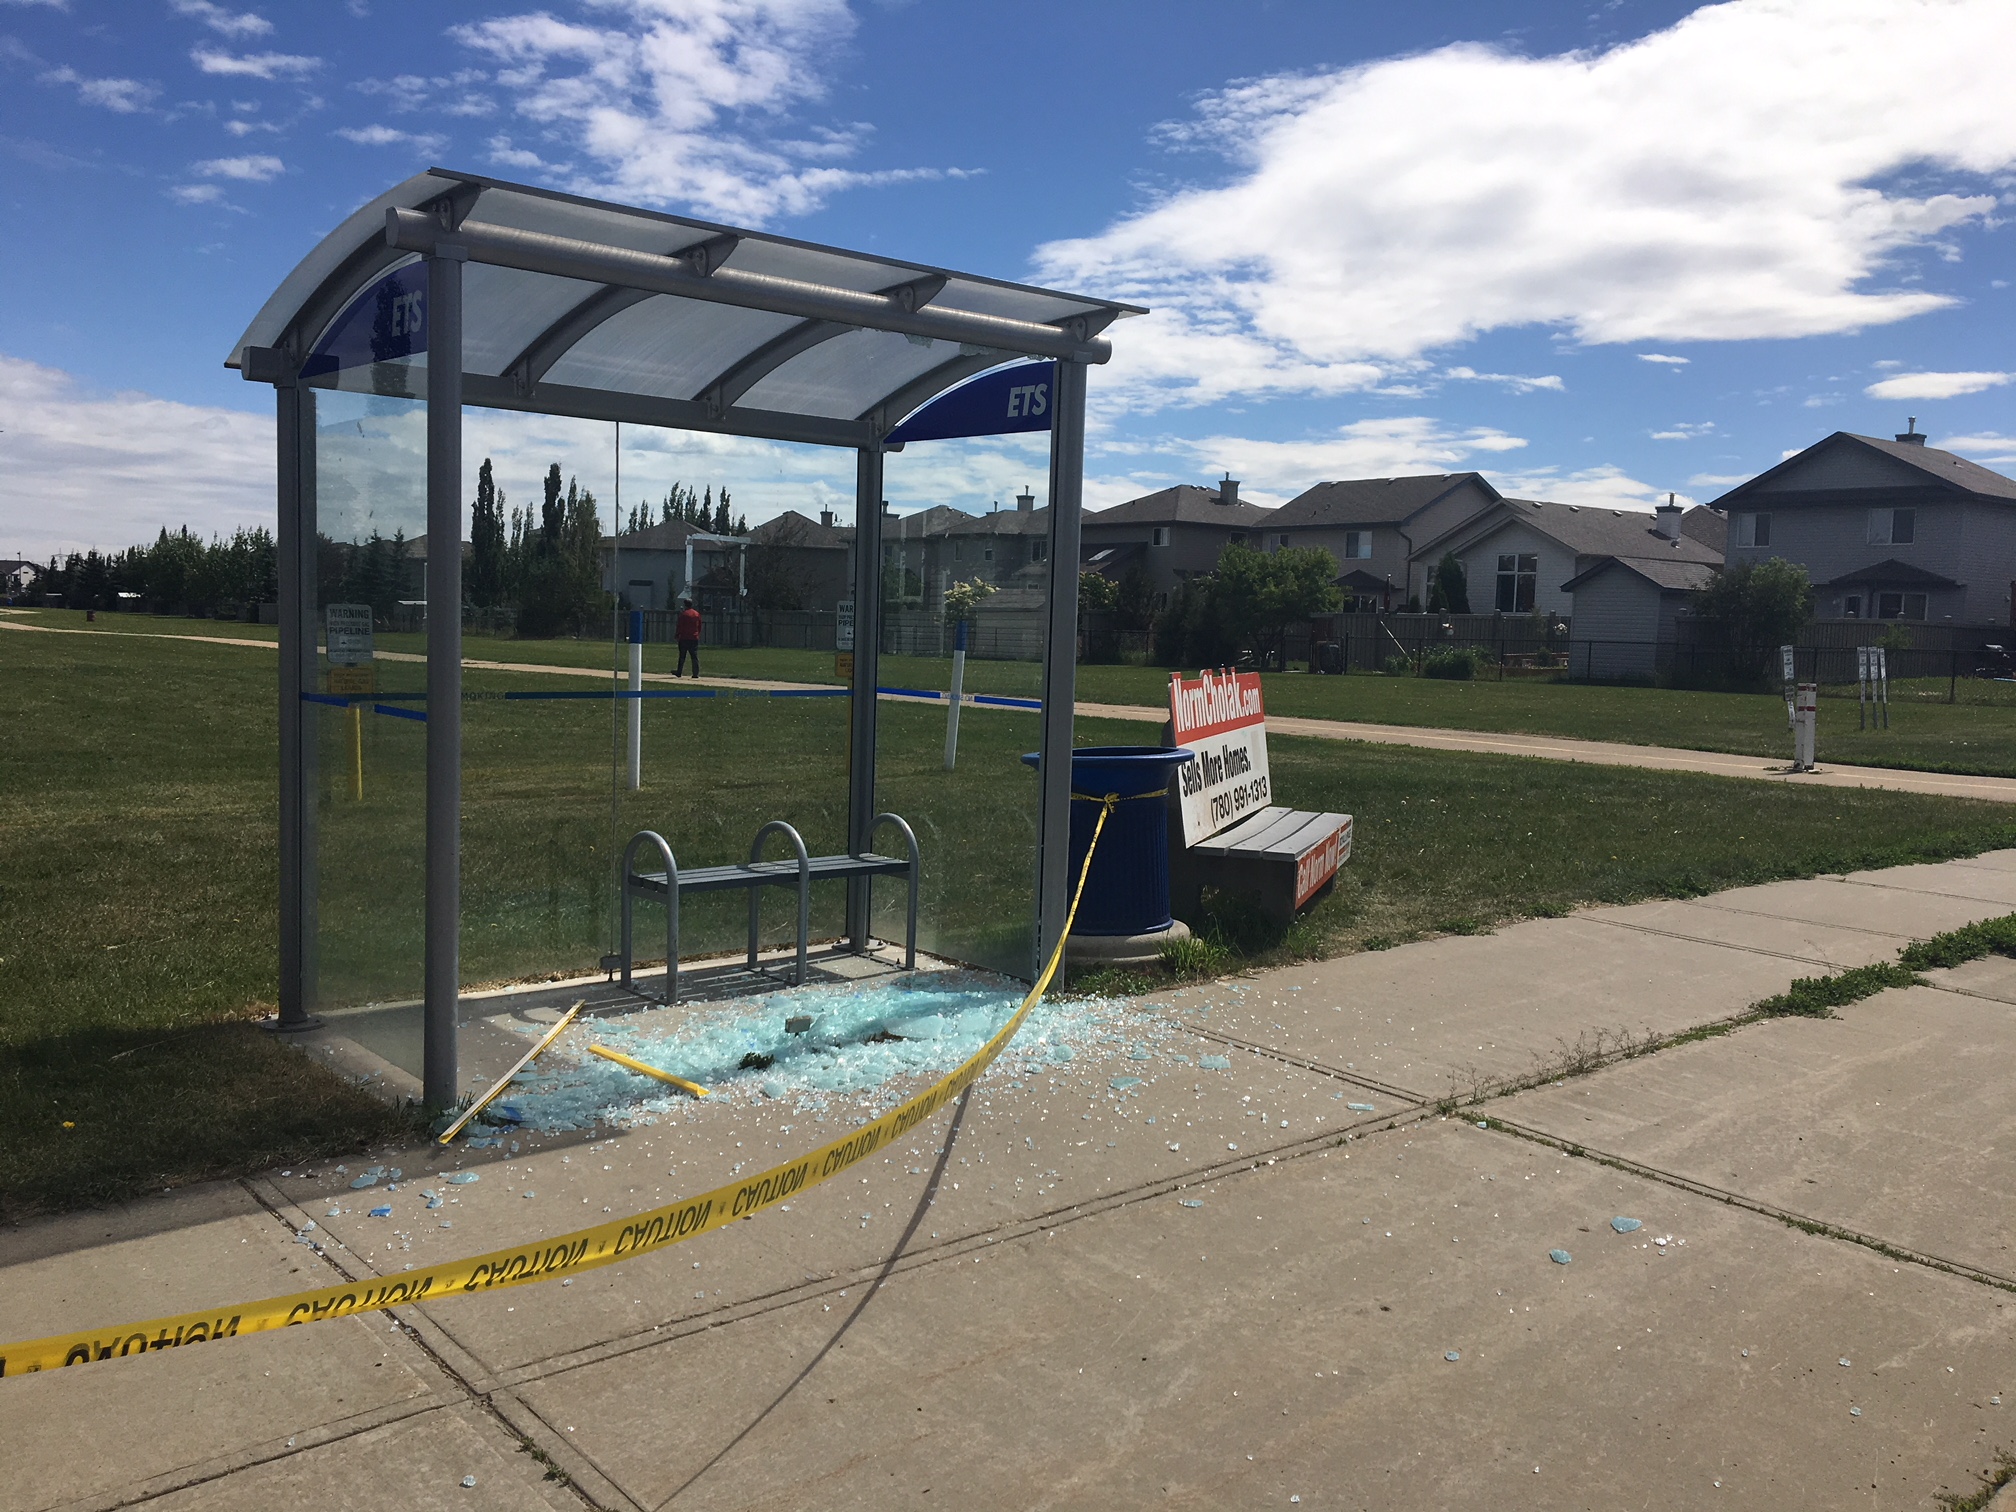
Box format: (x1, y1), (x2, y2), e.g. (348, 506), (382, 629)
(437, 1000), (584, 1144)
(588, 1044), (710, 1098)
(349, 703), (364, 800)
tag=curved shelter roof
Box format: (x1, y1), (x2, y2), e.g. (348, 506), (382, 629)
(230, 170), (1142, 449)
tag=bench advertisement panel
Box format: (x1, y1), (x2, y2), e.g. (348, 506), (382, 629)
(1169, 670), (1271, 847)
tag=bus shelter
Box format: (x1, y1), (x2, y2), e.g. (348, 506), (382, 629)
(230, 170), (1139, 1109)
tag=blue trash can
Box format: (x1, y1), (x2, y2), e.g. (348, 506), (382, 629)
(1022, 746), (1194, 936)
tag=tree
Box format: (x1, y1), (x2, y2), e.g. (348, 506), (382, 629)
(469, 458), (506, 606)
(1212, 544), (1343, 670)
(713, 488), (734, 534)
(540, 463), (565, 545)
(1426, 551), (1470, 614)
(1691, 558), (1815, 681)
(1077, 571), (1118, 614)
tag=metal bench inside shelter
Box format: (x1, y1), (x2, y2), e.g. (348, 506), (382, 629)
(620, 813), (919, 1004)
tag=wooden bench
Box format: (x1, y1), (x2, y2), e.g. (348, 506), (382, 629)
(620, 814), (919, 1004)
(1170, 805), (1352, 927)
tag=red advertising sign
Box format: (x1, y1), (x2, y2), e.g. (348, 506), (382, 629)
(1169, 669), (1271, 847)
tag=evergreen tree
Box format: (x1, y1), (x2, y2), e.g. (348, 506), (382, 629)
(541, 463), (565, 544)
(469, 458), (506, 606)
(713, 488), (733, 533)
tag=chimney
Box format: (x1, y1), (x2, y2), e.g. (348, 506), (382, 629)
(1016, 488), (1035, 514)
(1896, 416), (1926, 446)
(1654, 491), (1683, 539)
(1217, 473), (1240, 507)
(819, 508), (834, 528)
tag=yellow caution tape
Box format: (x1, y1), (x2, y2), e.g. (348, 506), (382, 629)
(0, 798), (1120, 1378)
(587, 1043), (710, 1097)
(437, 1000), (584, 1145)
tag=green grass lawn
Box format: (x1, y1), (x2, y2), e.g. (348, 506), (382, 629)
(13, 606), (2011, 777)
(7, 619), (2016, 1218)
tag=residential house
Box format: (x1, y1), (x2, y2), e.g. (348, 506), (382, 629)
(1414, 496), (1723, 618)
(1079, 477), (1275, 602)
(600, 519), (747, 610)
(1560, 555), (1721, 680)
(1266, 473), (1502, 608)
(744, 509), (854, 612)
(1713, 424), (2016, 625)
(934, 494), (1047, 606)
(2, 559), (39, 599)
(398, 533), (472, 601)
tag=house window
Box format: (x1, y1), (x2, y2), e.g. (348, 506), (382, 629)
(1735, 512), (1771, 548)
(982, 546), (994, 563)
(1151, 527), (1168, 547)
(953, 540), (964, 561)
(1276, 533), (1291, 549)
(1495, 552), (1538, 613)
(1867, 508), (1916, 546)
(1031, 539), (1047, 562)
(1229, 533), (1246, 547)
(1843, 594), (1862, 619)
(1341, 530), (1373, 559)
(1877, 591), (1927, 620)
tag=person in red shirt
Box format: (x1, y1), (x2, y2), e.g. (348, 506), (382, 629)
(674, 597), (702, 678)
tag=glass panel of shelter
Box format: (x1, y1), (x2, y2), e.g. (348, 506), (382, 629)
(874, 436), (1048, 980)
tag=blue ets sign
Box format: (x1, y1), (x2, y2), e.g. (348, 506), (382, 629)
(885, 362), (1057, 445)
(301, 262), (428, 379)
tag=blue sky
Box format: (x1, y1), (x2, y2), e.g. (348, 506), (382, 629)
(3, 0), (2014, 559)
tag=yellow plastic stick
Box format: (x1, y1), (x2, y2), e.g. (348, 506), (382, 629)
(437, 1000), (584, 1145)
(587, 1043), (711, 1098)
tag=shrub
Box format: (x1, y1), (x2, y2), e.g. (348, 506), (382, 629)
(1382, 655), (1415, 676)
(1422, 647), (1481, 680)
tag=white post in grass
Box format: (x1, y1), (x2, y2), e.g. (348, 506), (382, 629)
(941, 578), (994, 772)
(627, 608), (643, 790)
(945, 616), (967, 771)
(1857, 645), (1870, 731)
(1876, 645), (1890, 728)
(1794, 682), (1818, 771)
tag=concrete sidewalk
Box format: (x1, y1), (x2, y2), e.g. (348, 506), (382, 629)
(5, 858), (2016, 1509)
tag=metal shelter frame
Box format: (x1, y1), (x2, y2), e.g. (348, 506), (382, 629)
(231, 169), (1140, 1110)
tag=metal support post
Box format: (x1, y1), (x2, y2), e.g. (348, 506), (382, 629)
(627, 608), (644, 789)
(274, 377), (320, 1029)
(424, 244), (466, 1112)
(1034, 359), (1087, 974)
(845, 446), (884, 948)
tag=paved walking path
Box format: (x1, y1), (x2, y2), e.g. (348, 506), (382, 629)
(7, 853), (2016, 1509)
(10, 618), (2014, 803)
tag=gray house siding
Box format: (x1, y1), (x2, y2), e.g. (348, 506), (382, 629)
(1726, 500), (1968, 620)
(1454, 518), (1575, 617)
(1716, 434), (2016, 624)
(1567, 570), (1665, 679)
(1277, 524), (1406, 603)
(1962, 500), (2016, 628)
(1081, 517), (1256, 598)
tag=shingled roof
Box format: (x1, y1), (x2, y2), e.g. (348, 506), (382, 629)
(1086, 483), (1275, 528)
(1271, 473), (1497, 528)
(1713, 433), (2016, 504)
(1422, 497), (1722, 565)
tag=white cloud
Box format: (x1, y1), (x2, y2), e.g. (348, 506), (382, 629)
(336, 124), (445, 153)
(0, 353), (272, 559)
(1443, 366), (1564, 393)
(191, 48), (318, 79)
(1687, 472), (1752, 488)
(453, 0), (960, 223)
(193, 152), (283, 180)
(1491, 464), (1684, 513)
(1935, 431), (2016, 466)
(1638, 354), (1690, 365)
(168, 183), (227, 204)
(1865, 370), (2011, 399)
(171, 1), (272, 38)
(223, 118), (279, 136)
(40, 66), (158, 112)
(487, 134), (568, 173)
(1037, 0), (2016, 412)
(1087, 417), (1529, 509)
(1650, 421), (1716, 440)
